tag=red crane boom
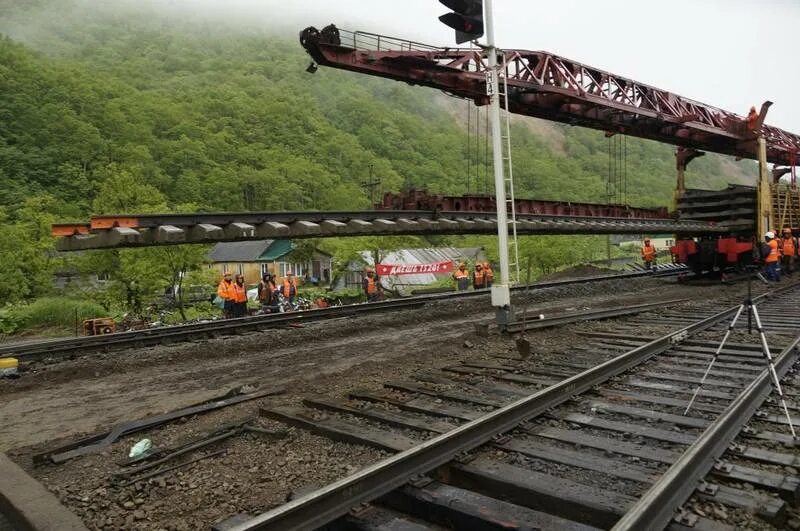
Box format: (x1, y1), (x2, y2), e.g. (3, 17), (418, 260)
(300, 25), (800, 166)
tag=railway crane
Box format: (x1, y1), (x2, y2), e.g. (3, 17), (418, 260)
(300, 24), (800, 275)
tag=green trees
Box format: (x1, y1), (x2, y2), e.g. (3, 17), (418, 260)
(0, 1), (757, 318)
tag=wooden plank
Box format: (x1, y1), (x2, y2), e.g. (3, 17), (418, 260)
(730, 444), (800, 467)
(259, 406), (414, 452)
(696, 483), (786, 527)
(344, 505), (440, 531)
(529, 426), (679, 464)
(712, 461), (800, 503)
(383, 380), (504, 407)
(349, 391), (482, 421)
(654, 363), (760, 380)
(597, 389), (725, 414)
(587, 401), (710, 429)
(625, 378), (735, 400)
(743, 428), (799, 446)
(302, 397), (457, 434)
(442, 365), (557, 386)
(498, 437), (659, 484)
(639, 372), (744, 390)
(559, 413), (695, 445)
(448, 458), (635, 528)
(382, 480), (600, 531)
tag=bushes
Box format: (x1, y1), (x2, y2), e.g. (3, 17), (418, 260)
(0, 297), (108, 335)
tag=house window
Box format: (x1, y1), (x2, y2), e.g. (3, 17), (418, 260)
(261, 263), (269, 276)
(278, 262), (289, 277)
(237, 263), (244, 275)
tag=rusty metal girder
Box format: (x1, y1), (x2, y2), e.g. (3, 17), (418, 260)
(377, 190), (669, 218)
(300, 26), (800, 166)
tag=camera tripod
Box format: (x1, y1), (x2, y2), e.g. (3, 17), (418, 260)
(684, 273), (796, 438)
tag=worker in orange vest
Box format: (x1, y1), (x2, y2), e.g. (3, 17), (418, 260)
(641, 238), (657, 269)
(258, 272), (278, 313)
(780, 228), (798, 277)
(362, 267), (382, 302)
(746, 106), (759, 133)
(764, 231), (781, 282)
(232, 274), (249, 317)
(453, 263), (470, 291)
(282, 271), (298, 304)
(473, 263), (487, 290)
(483, 262), (494, 287)
(216, 271), (236, 318)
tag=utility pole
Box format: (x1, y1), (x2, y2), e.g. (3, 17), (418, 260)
(439, 0), (511, 325)
(484, 0), (512, 326)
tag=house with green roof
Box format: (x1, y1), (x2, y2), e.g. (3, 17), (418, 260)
(208, 240), (332, 286)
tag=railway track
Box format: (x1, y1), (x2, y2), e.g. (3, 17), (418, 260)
(0, 266), (684, 361)
(225, 281), (800, 531)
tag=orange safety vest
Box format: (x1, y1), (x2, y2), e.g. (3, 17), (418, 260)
(217, 280), (235, 301)
(781, 237), (796, 257)
(454, 269), (469, 280)
(258, 281), (275, 302)
(282, 278), (296, 298)
(484, 265), (494, 282)
(766, 239), (780, 263)
(641, 244), (656, 262)
(365, 276), (378, 294)
(232, 282), (248, 303)
(473, 269), (486, 287)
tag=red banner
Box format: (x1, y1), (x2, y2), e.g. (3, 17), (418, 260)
(376, 261), (454, 276)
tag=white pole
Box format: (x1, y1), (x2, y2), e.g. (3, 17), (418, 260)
(483, 0), (512, 323)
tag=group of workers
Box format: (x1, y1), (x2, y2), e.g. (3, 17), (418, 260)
(453, 262), (494, 291)
(763, 228), (798, 282)
(216, 270), (298, 318)
(216, 271), (248, 318)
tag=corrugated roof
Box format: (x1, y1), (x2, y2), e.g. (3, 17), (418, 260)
(208, 240), (274, 262)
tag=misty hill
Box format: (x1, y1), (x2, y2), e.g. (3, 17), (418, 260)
(0, 0), (754, 219)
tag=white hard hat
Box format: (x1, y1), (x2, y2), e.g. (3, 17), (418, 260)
(765, 231), (775, 239)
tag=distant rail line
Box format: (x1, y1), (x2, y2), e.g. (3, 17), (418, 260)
(1, 266), (684, 361)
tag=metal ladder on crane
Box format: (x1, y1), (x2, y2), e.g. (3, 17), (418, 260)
(498, 58), (520, 283)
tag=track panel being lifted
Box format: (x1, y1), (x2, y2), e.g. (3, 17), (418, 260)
(52, 210), (724, 251)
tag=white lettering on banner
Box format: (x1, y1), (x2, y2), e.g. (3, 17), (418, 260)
(376, 260), (454, 276)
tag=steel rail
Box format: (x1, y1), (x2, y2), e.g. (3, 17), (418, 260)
(0, 267), (683, 360)
(613, 329), (800, 527)
(0, 299), (425, 360)
(228, 284), (787, 531)
(81, 210), (688, 229)
(504, 299), (689, 333)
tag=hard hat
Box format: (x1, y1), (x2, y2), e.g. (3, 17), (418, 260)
(766, 231), (775, 239)
(459, 262), (466, 267)
(287, 271), (294, 275)
(365, 267), (374, 273)
(223, 271), (231, 276)
(783, 227), (792, 233)
(475, 263), (482, 268)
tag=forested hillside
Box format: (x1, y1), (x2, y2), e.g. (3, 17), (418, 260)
(0, 0), (756, 310)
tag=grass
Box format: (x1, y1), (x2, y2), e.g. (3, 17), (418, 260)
(0, 297), (109, 336)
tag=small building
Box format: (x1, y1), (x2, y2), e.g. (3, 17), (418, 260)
(208, 240), (332, 286)
(338, 247), (487, 294)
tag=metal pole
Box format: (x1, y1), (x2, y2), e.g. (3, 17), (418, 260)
(484, 0), (512, 325)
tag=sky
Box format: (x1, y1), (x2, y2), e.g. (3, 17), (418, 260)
(142, 0), (800, 134)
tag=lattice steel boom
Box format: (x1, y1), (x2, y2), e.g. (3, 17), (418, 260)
(300, 25), (800, 166)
